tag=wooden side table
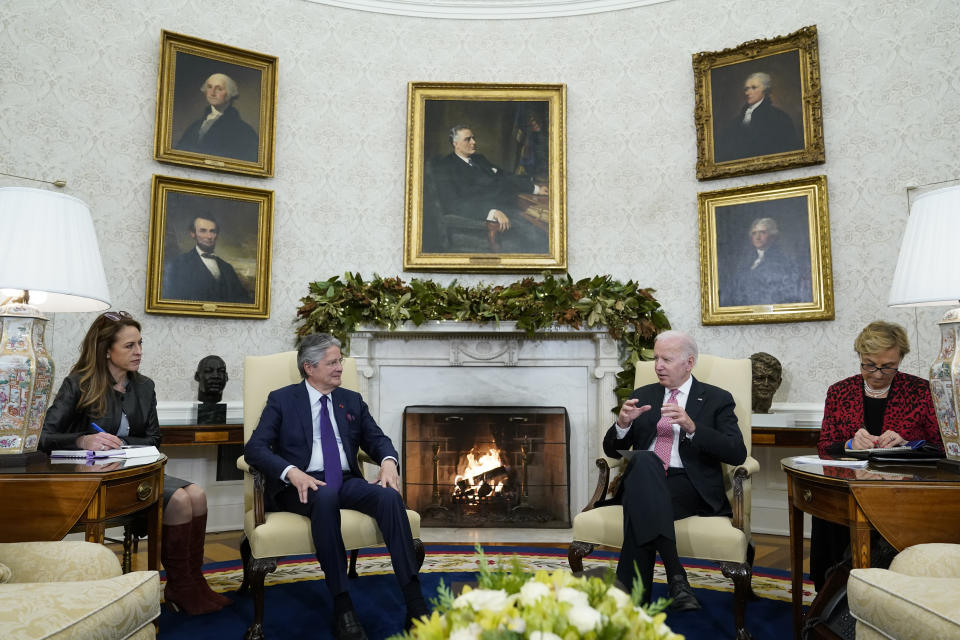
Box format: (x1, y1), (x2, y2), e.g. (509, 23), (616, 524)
(781, 457), (960, 639)
(0, 454), (167, 570)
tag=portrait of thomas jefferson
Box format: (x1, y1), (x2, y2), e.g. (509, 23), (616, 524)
(716, 198), (812, 308)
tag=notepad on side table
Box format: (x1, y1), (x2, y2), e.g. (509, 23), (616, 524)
(50, 445), (160, 459)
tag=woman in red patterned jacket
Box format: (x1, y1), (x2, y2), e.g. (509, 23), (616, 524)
(818, 321), (942, 456)
(811, 320), (943, 590)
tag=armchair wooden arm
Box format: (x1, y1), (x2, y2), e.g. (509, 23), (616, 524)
(729, 456), (758, 532)
(236, 455), (267, 527)
(581, 457), (613, 513)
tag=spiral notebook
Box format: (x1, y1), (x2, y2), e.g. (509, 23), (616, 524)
(49, 445), (160, 459)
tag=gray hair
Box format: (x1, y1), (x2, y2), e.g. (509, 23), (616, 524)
(655, 330), (699, 364)
(449, 125), (471, 146)
(297, 333), (341, 378)
(750, 217), (779, 236)
(746, 72), (772, 93)
(200, 73), (239, 101)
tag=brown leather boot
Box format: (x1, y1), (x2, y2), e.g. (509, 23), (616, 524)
(162, 521), (223, 615)
(190, 512), (232, 608)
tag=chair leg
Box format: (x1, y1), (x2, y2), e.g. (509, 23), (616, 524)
(720, 560), (753, 640)
(568, 541), (596, 574)
(238, 536), (252, 595)
(348, 549), (360, 579)
(745, 542), (758, 599)
(243, 556), (278, 640)
(121, 525), (134, 574)
(413, 538), (425, 572)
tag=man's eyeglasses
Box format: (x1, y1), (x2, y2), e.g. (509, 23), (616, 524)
(102, 310), (133, 322)
(860, 363), (898, 375)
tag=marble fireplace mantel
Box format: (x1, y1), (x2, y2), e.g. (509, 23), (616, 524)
(347, 321), (623, 515)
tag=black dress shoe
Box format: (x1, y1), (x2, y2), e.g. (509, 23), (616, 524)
(334, 610), (368, 640)
(405, 599), (430, 630)
(667, 575), (702, 611)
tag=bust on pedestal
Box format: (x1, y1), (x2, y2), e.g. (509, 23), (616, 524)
(750, 352), (782, 414)
(195, 355), (228, 424)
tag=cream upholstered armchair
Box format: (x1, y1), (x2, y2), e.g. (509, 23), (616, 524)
(848, 543), (960, 639)
(568, 354), (760, 640)
(237, 351), (424, 640)
(0, 540), (160, 640)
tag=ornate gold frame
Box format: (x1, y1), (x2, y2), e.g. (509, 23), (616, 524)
(693, 25), (824, 180)
(698, 175), (833, 325)
(153, 30), (277, 177)
(145, 175), (273, 319)
(403, 82), (566, 272)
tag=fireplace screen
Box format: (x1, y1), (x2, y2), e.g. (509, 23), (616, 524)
(402, 406), (570, 528)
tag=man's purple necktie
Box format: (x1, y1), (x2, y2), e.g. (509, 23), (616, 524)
(319, 395), (342, 491)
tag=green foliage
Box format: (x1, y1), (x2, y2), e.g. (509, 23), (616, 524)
(475, 544), (534, 594)
(296, 272), (671, 412)
(430, 579), (457, 612)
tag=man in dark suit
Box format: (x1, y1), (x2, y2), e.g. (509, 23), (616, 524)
(244, 334), (427, 640)
(715, 71), (802, 162)
(175, 73), (259, 162)
(162, 214), (252, 303)
(603, 330), (747, 610)
(431, 125), (548, 253)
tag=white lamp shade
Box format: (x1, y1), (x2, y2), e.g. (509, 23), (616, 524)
(0, 187), (111, 311)
(888, 184), (960, 307)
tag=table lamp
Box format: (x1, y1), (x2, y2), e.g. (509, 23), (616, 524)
(888, 183), (960, 470)
(0, 187), (111, 459)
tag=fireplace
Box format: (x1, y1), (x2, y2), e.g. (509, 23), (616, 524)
(347, 322), (621, 519)
(403, 406), (570, 528)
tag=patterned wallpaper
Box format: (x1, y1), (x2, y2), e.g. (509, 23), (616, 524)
(3, 0), (959, 407)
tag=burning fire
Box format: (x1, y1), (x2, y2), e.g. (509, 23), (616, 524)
(453, 447), (506, 500)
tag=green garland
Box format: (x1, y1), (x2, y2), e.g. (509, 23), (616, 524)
(296, 272), (671, 409)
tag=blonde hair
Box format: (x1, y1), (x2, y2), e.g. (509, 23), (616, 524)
(854, 321), (910, 358)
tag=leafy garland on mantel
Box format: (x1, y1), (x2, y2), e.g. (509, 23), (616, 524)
(296, 272), (671, 409)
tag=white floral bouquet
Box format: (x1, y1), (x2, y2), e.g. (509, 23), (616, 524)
(391, 547), (683, 640)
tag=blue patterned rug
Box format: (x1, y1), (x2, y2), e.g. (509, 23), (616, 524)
(158, 544), (812, 639)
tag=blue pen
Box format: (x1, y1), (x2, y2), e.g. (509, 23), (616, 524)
(91, 423), (105, 433)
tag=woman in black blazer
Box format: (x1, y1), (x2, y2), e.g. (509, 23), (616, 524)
(40, 311), (230, 615)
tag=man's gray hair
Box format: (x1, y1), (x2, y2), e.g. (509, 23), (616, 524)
(297, 333), (341, 378)
(449, 125), (470, 146)
(655, 330), (699, 364)
(200, 73), (239, 100)
(746, 72), (772, 93)
(750, 217), (779, 236)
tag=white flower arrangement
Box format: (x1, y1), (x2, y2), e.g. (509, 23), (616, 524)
(391, 546), (683, 640)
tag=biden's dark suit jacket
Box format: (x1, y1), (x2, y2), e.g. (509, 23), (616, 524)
(602, 376), (747, 517)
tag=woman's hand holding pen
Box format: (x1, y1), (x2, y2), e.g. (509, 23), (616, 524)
(76, 423), (124, 451)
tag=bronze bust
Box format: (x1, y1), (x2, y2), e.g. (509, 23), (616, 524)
(750, 352), (782, 414)
(195, 355), (228, 423)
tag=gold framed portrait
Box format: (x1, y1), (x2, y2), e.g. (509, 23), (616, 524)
(698, 175), (833, 325)
(693, 25), (825, 180)
(145, 175), (273, 319)
(403, 82), (567, 272)
(153, 30), (277, 177)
